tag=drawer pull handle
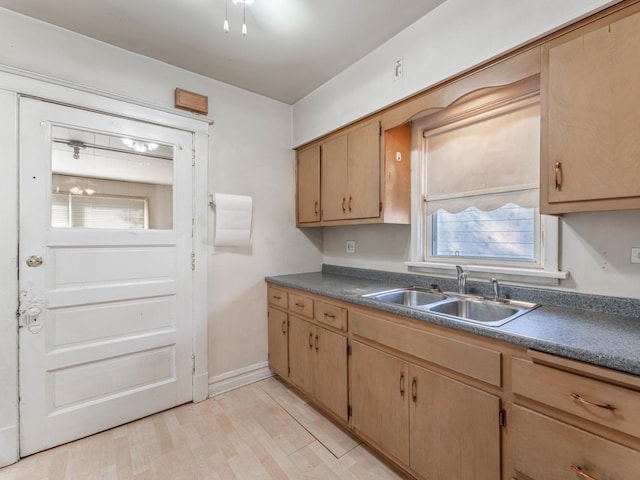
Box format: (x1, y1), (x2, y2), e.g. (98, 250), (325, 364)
(348, 195), (352, 212)
(315, 334), (319, 352)
(554, 161), (563, 190)
(342, 197), (347, 213)
(272, 295), (281, 300)
(295, 302), (305, 309)
(281, 320), (286, 335)
(308, 333), (314, 348)
(411, 378), (417, 402)
(323, 312), (335, 319)
(569, 393), (618, 412)
(399, 373), (405, 397)
(314, 201), (319, 216)
(570, 465), (599, 480)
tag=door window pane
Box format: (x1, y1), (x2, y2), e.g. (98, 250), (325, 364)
(50, 126), (173, 229)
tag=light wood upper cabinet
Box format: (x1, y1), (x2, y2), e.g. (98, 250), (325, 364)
(296, 119), (410, 226)
(541, 3), (640, 214)
(320, 134), (349, 221)
(321, 121), (380, 222)
(296, 145), (320, 223)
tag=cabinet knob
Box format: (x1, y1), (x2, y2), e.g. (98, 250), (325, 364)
(554, 161), (563, 190)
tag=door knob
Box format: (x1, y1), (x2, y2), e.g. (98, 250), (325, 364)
(26, 255), (43, 267)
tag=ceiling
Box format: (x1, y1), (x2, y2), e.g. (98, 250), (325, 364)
(0, 0), (445, 104)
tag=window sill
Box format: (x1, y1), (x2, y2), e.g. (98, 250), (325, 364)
(405, 261), (568, 287)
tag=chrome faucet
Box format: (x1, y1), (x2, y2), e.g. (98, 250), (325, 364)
(455, 265), (468, 295)
(490, 278), (500, 302)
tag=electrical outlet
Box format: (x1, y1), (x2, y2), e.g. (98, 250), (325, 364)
(632, 247), (640, 264)
(346, 240), (356, 254)
(394, 59), (403, 80)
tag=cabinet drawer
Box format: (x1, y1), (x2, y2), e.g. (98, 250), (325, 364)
(512, 358), (640, 439)
(351, 310), (501, 386)
(289, 293), (314, 319)
(513, 406), (640, 480)
(315, 301), (347, 331)
(267, 286), (288, 309)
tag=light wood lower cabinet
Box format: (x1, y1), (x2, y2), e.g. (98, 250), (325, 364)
(288, 314), (349, 421)
(513, 406), (640, 480)
(267, 307), (288, 378)
(350, 340), (501, 479)
(350, 341), (410, 465)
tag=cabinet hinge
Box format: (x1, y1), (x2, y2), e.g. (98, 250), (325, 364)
(192, 354), (196, 374)
(191, 252), (196, 271)
(348, 405), (352, 418)
(499, 408), (507, 428)
(347, 344), (352, 356)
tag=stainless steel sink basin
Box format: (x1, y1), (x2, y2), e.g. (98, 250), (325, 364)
(427, 297), (538, 327)
(361, 287), (538, 327)
(362, 287), (447, 307)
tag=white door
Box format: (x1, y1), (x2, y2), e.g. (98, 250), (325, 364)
(18, 98), (194, 456)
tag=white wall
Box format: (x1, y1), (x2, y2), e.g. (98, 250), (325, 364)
(292, 0), (619, 146)
(322, 209), (640, 300)
(0, 7), (322, 465)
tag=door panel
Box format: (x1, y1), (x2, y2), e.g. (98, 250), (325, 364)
(347, 122), (380, 219)
(288, 315), (315, 395)
(320, 134), (348, 221)
(18, 98), (194, 456)
(297, 145), (320, 223)
(350, 341), (410, 466)
(314, 327), (348, 421)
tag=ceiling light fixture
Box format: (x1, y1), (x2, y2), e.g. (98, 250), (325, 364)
(224, 0), (253, 36)
(223, 0), (229, 33)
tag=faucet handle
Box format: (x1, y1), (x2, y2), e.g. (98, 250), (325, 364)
(490, 278), (500, 302)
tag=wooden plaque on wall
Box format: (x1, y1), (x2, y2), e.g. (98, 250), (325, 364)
(175, 88), (208, 115)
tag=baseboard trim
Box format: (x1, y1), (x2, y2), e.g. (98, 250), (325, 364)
(208, 361), (273, 397)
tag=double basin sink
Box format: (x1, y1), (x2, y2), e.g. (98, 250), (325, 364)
(361, 286), (538, 327)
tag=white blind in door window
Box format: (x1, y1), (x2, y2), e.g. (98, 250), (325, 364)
(52, 193), (148, 229)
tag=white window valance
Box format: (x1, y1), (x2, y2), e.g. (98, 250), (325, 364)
(424, 97), (540, 215)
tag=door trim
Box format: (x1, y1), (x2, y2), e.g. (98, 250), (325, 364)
(0, 66), (209, 466)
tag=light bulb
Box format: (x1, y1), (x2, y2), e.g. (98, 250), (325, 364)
(223, 19), (229, 32)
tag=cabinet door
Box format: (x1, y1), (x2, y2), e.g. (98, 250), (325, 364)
(350, 341), (410, 466)
(267, 307), (288, 378)
(297, 145), (320, 223)
(288, 315), (315, 395)
(409, 365), (501, 480)
(544, 7), (640, 207)
(314, 327), (348, 421)
(347, 122), (381, 219)
(321, 134), (349, 221)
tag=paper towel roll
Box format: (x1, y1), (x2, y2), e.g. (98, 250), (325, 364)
(214, 193), (253, 247)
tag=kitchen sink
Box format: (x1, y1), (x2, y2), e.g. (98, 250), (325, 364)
(427, 297), (537, 327)
(362, 286), (447, 307)
(362, 287), (538, 327)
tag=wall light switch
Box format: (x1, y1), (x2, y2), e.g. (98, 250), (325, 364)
(632, 247), (640, 264)
(346, 240), (356, 254)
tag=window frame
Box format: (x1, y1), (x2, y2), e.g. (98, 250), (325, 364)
(406, 92), (567, 285)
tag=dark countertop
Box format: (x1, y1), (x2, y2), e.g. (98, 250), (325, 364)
(266, 271), (640, 377)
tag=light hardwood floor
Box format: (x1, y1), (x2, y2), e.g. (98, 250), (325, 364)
(0, 377), (407, 480)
